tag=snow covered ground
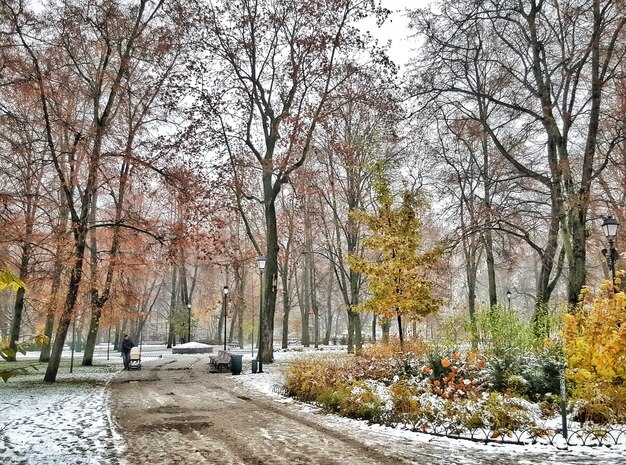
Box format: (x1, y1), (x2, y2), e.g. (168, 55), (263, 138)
(232, 347), (626, 464)
(1, 344), (625, 464)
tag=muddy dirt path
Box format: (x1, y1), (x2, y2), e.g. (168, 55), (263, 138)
(106, 356), (608, 465)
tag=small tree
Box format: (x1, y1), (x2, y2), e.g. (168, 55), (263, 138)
(0, 266), (48, 382)
(348, 166), (442, 346)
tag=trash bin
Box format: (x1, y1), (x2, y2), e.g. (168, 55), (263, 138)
(230, 354), (243, 375)
(251, 359), (258, 374)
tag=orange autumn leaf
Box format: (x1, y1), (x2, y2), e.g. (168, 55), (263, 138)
(451, 353), (459, 361)
(477, 359), (485, 368)
(468, 353), (476, 363)
(441, 358), (451, 368)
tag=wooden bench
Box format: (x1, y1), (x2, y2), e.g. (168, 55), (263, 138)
(209, 350), (232, 372)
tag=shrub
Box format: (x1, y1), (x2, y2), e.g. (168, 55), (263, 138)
(423, 351), (485, 399)
(318, 381), (384, 421)
(520, 349), (563, 401)
(472, 305), (536, 353)
(283, 357), (347, 401)
(483, 393), (539, 436)
(564, 280), (626, 386)
(354, 339), (428, 383)
(572, 384), (626, 424)
(388, 379), (428, 413)
(564, 278), (626, 423)
(485, 348), (520, 393)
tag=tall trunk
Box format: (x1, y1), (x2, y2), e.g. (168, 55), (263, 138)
(83, 189), (101, 365)
(179, 263), (190, 344)
(461, 207), (480, 349)
(371, 313), (376, 342)
(478, 114), (497, 309)
(535, 199), (562, 334)
(323, 277), (333, 345)
(167, 265), (177, 348)
(236, 266), (245, 348)
(309, 258), (320, 349)
(258, 166), (279, 364)
(83, 132), (135, 365)
(7, 244), (31, 362)
(380, 318), (390, 343)
(298, 269), (310, 347)
(281, 266), (290, 349)
(44, 224), (89, 382)
(483, 231), (497, 308)
(40, 185), (69, 362)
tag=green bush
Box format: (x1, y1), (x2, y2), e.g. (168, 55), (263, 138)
(486, 348), (564, 401)
(471, 305), (536, 353)
(520, 351), (563, 401)
(318, 381), (384, 421)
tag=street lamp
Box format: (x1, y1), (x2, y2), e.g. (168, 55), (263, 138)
(222, 285), (229, 351)
(506, 290), (511, 310)
(256, 255), (266, 373)
(187, 303), (192, 343)
(601, 215), (620, 288)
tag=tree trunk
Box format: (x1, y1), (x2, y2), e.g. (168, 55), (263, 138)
(7, 244), (31, 361)
(295, 264), (308, 346)
(83, 190), (101, 366)
(371, 313), (376, 342)
(167, 265), (177, 348)
(40, 176), (69, 363)
(44, 225), (89, 382)
(281, 267), (290, 349)
(323, 278), (333, 345)
(258, 165), (280, 364)
(381, 318), (390, 343)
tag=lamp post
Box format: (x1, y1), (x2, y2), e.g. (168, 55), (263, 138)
(187, 303), (192, 343)
(256, 256), (266, 373)
(222, 285), (229, 351)
(601, 215), (619, 288)
(506, 290), (511, 310)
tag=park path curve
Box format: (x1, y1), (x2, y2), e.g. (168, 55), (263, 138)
(106, 355), (613, 465)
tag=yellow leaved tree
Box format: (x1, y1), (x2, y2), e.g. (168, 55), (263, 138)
(0, 266), (48, 382)
(563, 273), (626, 422)
(0, 266), (26, 293)
(347, 164), (443, 347)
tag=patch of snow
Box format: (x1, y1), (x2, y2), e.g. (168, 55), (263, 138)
(0, 364), (125, 465)
(232, 346), (626, 465)
(172, 342), (212, 349)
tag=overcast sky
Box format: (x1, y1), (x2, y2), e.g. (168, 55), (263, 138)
(361, 0), (433, 69)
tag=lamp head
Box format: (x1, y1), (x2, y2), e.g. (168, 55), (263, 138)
(257, 255), (267, 271)
(506, 290), (511, 300)
(602, 215), (619, 239)
(223, 285), (229, 295)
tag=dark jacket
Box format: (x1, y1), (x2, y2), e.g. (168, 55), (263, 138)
(122, 338), (135, 353)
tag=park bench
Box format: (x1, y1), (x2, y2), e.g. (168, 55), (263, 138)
(209, 350), (232, 372)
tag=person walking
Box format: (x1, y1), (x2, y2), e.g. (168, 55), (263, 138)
(121, 334), (135, 370)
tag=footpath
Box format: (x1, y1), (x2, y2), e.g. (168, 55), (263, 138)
(107, 356), (612, 465)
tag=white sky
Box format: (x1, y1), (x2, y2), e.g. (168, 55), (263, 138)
(361, 0), (433, 68)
